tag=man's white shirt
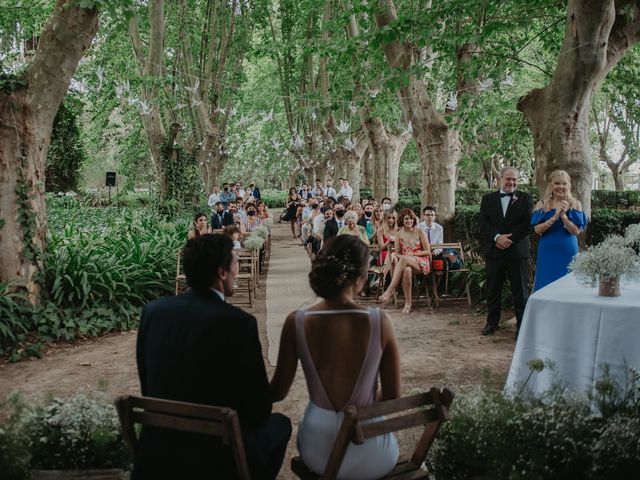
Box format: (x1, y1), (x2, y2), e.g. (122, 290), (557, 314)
(207, 193), (220, 207)
(338, 185), (353, 200)
(418, 221), (444, 253)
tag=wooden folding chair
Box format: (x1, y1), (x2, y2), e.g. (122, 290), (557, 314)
(114, 395), (251, 480)
(175, 251), (187, 295)
(365, 244), (384, 301)
(429, 242), (472, 306)
(291, 388), (454, 479)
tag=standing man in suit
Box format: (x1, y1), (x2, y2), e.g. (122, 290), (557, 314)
(478, 166), (533, 337)
(211, 201), (234, 229)
(134, 234), (291, 479)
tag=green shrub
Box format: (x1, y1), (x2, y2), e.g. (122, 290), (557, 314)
(430, 368), (640, 480)
(260, 189), (287, 208)
(5, 392), (128, 471)
(592, 190), (640, 209)
(46, 208), (186, 308)
(2, 207), (189, 359)
(586, 209), (640, 246)
(0, 284), (34, 356)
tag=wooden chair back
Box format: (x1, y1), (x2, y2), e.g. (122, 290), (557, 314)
(429, 242), (471, 305)
(114, 395), (251, 480)
(175, 251), (187, 295)
(291, 388), (454, 479)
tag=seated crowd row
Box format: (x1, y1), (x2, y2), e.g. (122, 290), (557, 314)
(285, 178), (461, 315)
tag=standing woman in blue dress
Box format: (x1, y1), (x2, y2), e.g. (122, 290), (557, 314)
(531, 170), (588, 291)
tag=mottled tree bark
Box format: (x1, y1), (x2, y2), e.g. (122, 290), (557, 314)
(375, 0), (458, 223)
(0, 0), (98, 302)
(518, 0), (639, 214)
(360, 107), (409, 203)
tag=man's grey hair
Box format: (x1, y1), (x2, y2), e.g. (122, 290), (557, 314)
(500, 166), (519, 178)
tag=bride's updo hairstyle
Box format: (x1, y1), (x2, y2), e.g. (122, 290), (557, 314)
(309, 235), (369, 298)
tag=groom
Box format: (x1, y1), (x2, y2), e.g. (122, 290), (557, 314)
(135, 234), (291, 479)
(478, 166), (533, 337)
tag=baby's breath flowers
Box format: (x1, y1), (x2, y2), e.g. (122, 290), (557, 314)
(570, 229), (640, 284)
(243, 234), (265, 251)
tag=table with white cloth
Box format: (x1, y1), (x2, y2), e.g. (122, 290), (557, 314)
(504, 273), (640, 397)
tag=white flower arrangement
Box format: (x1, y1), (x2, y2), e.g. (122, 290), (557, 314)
(570, 230), (640, 284)
(253, 225), (269, 239)
(262, 217), (274, 228)
(14, 391), (127, 470)
(244, 234), (265, 251)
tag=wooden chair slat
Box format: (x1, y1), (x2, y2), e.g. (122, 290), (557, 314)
(357, 410), (443, 442)
(115, 395), (251, 480)
(290, 389), (454, 480)
(130, 411), (229, 441)
(356, 392), (434, 418)
(127, 396), (232, 420)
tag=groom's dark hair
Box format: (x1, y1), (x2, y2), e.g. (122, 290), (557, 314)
(183, 234), (234, 292)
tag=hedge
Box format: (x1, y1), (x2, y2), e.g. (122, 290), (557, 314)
(452, 206), (640, 254)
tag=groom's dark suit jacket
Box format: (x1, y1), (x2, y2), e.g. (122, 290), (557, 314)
(134, 289), (271, 478)
(478, 190), (533, 259)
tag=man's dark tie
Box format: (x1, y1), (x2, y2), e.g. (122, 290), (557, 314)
(500, 192), (514, 198)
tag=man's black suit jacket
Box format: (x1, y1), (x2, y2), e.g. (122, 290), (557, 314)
(211, 210), (234, 229)
(134, 289), (271, 477)
(323, 218), (339, 241)
(478, 190), (533, 259)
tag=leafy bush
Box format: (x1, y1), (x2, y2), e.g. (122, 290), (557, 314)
(46, 210), (185, 308)
(0, 284), (34, 354)
(3, 392), (128, 472)
(0, 395), (31, 480)
(1, 207), (189, 359)
(430, 368), (640, 480)
(586, 208), (640, 246)
(260, 189), (287, 208)
(592, 190), (640, 209)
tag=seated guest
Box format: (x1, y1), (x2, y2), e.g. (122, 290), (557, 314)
(310, 207), (331, 254)
(324, 179), (337, 199)
(211, 201), (233, 229)
(323, 205), (342, 246)
(250, 182), (261, 199)
(188, 212), (212, 239)
(338, 211), (370, 244)
(358, 202), (376, 240)
(371, 205), (385, 240)
(223, 225), (242, 250)
(134, 234), (291, 479)
(219, 183), (236, 209)
(256, 200), (270, 220)
(381, 197), (393, 213)
(379, 208), (431, 314)
(270, 235), (400, 479)
(417, 206), (443, 248)
(241, 202), (263, 234)
(207, 186), (220, 211)
(377, 210), (399, 279)
(311, 179), (325, 197)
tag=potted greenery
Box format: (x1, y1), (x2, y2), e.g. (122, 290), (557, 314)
(570, 224), (640, 296)
(2, 392), (128, 479)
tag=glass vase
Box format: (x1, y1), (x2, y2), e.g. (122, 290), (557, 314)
(598, 275), (621, 297)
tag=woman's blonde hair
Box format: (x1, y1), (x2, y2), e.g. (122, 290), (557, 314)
(543, 169), (578, 209)
(343, 210), (359, 224)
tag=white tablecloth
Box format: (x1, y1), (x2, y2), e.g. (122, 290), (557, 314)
(505, 273), (640, 397)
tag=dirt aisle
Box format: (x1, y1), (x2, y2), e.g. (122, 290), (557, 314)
(0, 222), (516, 479)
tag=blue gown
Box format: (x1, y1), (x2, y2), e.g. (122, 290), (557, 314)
(531, 209), (588, 291)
